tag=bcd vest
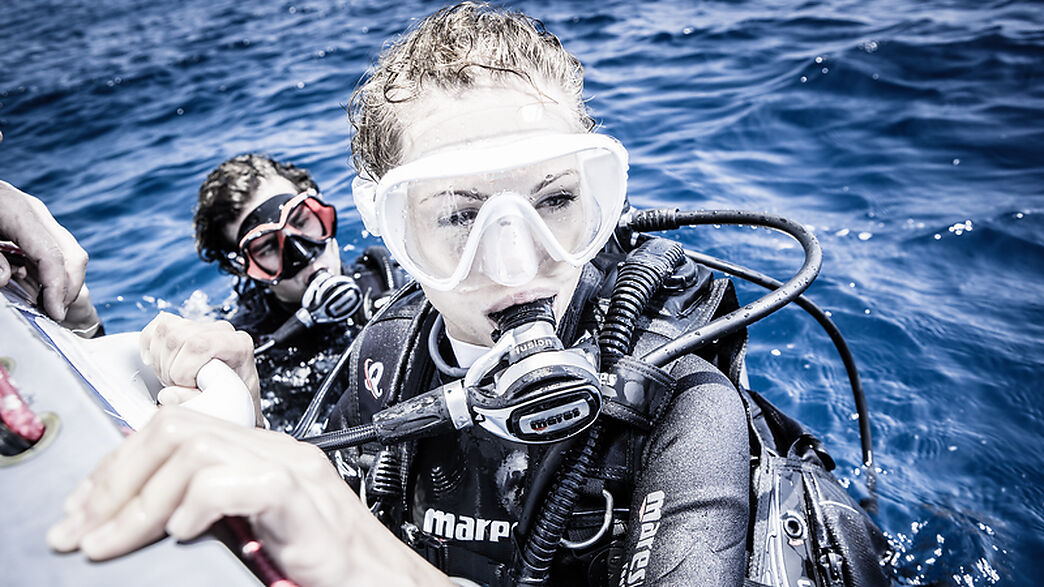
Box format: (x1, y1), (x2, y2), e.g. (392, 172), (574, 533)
(327, 252), (889, 586)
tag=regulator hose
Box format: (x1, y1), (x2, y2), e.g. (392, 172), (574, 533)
(598, 238), (686, 357)
(514, 426), (603, 585)
(290, 344), (352, 439)
(362, 245), (406, 291)
(683, 248), (877, 502)
(514, 239), (684, 584)
(302, 422), (377, 450)
(630, 208), (875, 500)
(629, 209), (821, 367)
(367, 446), (404, 501)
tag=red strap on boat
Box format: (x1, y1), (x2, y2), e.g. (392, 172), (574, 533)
(0, 362), (45, 443)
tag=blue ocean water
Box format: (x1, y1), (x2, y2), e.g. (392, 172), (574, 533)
(1, 0), (1041, 583)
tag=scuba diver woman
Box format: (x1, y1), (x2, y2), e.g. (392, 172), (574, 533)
(194, 155), (404, 430)
(49, 3), (889, 586)
(308, 3), (890, 585)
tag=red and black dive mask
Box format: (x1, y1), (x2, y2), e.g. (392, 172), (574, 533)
(234, 189), (337, 284)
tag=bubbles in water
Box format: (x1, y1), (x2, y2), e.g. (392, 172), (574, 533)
(815, 56), (824, 64)
(835, 228), (850, 237)
(953, 158), (961, 166)
(948, 220), (973, 236)
(934, 234), (942, 240)
(800, 76), (808, 83)
(872, 73), (880, 80)
(862, 40), (879, 53)
(175, 108), (184, 115)
(180, 290), (219, 322)
(296, 81), (305, 89)
(682, 26), (694, 35)
(858, 231), (873, 240)
(822, 67), (829, 74)
(770, 348), (781, 356)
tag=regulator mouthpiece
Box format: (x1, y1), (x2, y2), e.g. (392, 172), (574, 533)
(461, 296), (602, 444)
(489, 297), (556, 342)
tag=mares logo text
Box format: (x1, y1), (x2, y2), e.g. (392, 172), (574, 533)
(620, 490), (664, 587)
(422, 508), (516, 543)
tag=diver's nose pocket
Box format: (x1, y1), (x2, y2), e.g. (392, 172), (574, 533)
(477, 215), (539, 286)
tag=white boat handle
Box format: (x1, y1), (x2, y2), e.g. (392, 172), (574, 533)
(184, 359), (256, 428)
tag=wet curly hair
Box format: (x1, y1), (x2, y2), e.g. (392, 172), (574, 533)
(194, 154), (318, 275)
(349, 1), (595, 181)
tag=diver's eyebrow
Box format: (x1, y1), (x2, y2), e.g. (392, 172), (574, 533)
(532, 170), (577, 193)
(420, 189), (488, 205)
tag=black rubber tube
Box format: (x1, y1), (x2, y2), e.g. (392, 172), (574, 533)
(363, 245), (405, 290)
(598, 238), (685, 357)
(632, 209), (821, 367)
(684, 248), (877, 504)
(514, 426), (603, 585)
(515, 239), (684, 584)
(300, 423), (377, 451)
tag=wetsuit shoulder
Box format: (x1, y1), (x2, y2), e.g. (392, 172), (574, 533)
(618, 353), (749, 586)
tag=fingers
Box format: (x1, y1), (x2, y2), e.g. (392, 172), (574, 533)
(47, 406), (451, 585)
(0, 254), (9, 287)
(157, 386), (201, 406)
(48, 408), (254, 556)
(48, 408), (339, 560)
(140, 313), (253, 387)
(0, 183), (89, 322)
(81, 434), (272, 560)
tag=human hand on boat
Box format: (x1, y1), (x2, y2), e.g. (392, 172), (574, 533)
(0, 180), (91, 323)
(139, 312), (263, 425)
(46, 407), (451, 587)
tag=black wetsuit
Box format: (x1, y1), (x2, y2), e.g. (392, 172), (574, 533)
(328, 255), (752, 585)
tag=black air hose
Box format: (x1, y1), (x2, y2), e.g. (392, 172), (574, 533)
(367, 446), (403, 500)
(627, 209), (821, 366)
(515, 426), (603, 585)
(599, 238), (685, 357)
(290, 345), (353, 439)
(515, 239), (684, 584)
(302, 423), (377, 451)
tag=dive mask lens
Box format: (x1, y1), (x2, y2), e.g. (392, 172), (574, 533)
(368, 133), (628, 291)
(236, 190), (337, 284)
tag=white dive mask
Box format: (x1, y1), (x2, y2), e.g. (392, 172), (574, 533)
(353, 132), (629, 291)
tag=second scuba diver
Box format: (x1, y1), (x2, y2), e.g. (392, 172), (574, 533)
(193, 154), (403, 431)
(49, 3), (891, 586)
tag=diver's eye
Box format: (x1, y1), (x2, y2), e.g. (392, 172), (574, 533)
(438, 208), (480, 227)
(536, 192), (578, 211)
(248, 237), (278, 260)
(289, 208), (310, 228)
